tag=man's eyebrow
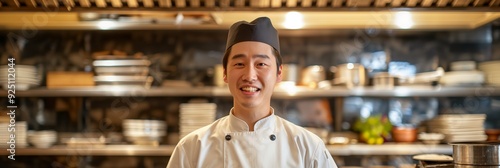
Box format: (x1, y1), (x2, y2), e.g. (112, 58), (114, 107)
(231, 54), (270, 60)
(231, 54), (246, 60)
(253, 54), (270, 59)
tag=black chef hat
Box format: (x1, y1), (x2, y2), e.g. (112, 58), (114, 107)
(222, 17), (282, 71)
(225, 17), (280, 55)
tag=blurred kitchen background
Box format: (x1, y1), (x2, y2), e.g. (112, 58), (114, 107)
(1, 4), (500, 168)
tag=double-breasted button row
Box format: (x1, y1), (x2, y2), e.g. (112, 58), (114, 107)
(224, 134), (276, 141)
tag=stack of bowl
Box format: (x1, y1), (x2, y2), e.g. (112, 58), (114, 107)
(0, 65), (41, 90)
(122, 119), (166, 145)
(0, 121), (28, 148)
(93, 56), (153, 88)
(28, 130), (57, 148)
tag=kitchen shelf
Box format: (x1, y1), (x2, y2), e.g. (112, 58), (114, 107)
(2, 86), (213, 97)
(2, 85), (500, 98)
(2, 145), (175, 156)
(0, 144), (452, 156)
(327, 143), (452, 156)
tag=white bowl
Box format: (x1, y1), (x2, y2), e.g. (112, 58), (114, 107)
(418, 132), (445, 144)
(450, 61), (476, 71)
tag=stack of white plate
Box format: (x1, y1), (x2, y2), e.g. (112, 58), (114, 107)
(123, 119), (166, 145)
(179, 103), (217, 138)
(439, 61), (484, 86)
(28, 130), (57, 148)
(427, 114), (487, 142)
(478, 61), (500, 86)
(0, 121), (27, 148)
(0, 65), (41, 90)
(439, 71), (484, 86)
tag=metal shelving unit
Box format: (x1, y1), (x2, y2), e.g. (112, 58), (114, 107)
(327, 143), (452, 156)
(0, 85), (478, 158)
(2, 86), (500, 98)
(1, 87), (213, 97)
(0, 143), (452, 156)
(1, 145), (175, 156)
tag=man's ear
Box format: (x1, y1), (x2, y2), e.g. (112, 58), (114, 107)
(277, 65), (283, 83)
(223, 69), (228, 83)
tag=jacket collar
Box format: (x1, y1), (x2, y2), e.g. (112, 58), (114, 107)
(227, 107), (276, 132)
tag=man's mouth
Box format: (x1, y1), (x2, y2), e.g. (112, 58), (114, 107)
(240, 87), (260, 92)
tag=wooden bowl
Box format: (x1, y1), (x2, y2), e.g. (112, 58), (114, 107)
(485, 129), (500, 141)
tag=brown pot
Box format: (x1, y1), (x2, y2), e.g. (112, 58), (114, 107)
(392, 127), (417, 143)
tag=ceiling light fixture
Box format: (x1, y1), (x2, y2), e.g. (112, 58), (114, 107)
(394, 11), (413, 29)
(97, 20), (116, 30)
(283, 11), (304, 29)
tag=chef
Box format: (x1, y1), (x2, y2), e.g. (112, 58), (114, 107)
(167, 17), (338, 168)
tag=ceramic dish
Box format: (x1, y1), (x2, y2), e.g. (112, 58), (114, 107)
(413, 154), (453, 162)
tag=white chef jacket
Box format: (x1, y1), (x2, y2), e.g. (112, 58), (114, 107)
(167, 108), (338, 168)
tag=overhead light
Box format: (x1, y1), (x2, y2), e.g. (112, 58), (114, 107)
(97, 20), (116, 30)
(79, 12), (100, 21)
(78, 12), (219, 30)
(283, 11), (304, 29)
(394, 11), (413, 29)
(175, 13), (184, 25)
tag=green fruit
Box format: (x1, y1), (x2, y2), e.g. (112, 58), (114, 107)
(367, 117), (379, 125)
(370, 129), (380, 137)
(361, 131), (371, 140)
(353, 115), (393, 145)
(367, 138), (376, 145)
(376, 137), (384, 145)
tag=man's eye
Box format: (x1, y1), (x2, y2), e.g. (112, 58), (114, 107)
(257, 63), (267, 66)
(234, 63), (244, 66)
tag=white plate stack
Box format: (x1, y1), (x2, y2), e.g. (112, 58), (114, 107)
(0, 121), (27, 148)
(123, 119), (166, 145)
(28, 130), (57, 148)
(179, 103), (217, 138)
(479, 61), (500, 86)
(439, 61), (484, 86)
(427, 114), (487, 142)
(0, 65), (41, 90)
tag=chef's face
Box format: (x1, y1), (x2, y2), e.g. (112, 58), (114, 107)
(224, 41), (282, 108)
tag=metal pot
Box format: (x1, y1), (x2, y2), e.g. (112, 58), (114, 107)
(300, 65), (325, 88)
(282, 64), (299, 83)
(331, 63), (367, 88)
(373, 72), (399, 89)
(451, 141), (500, 166)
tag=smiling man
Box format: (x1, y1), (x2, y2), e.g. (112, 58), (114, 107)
(167, 17), (337, 168)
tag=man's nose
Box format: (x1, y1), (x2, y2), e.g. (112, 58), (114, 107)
(243, 65), (257, 82)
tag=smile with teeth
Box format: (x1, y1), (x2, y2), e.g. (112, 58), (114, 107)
(241, 87), (260, 92)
